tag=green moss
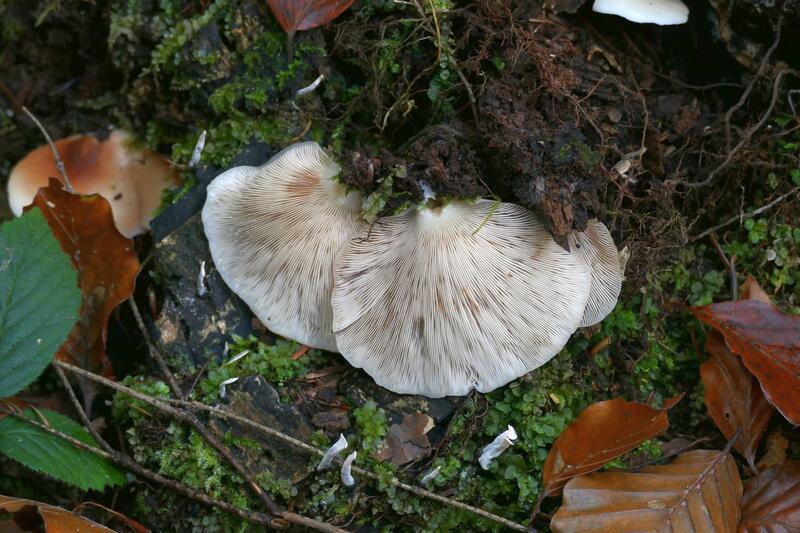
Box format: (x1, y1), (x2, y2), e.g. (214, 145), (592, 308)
(352, 401), (388, 452)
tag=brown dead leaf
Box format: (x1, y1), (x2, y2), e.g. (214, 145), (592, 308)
(739, 460), (800, 532)
(375, 413), (434, 466)
(28, 179), (140, 381)
(739, 276), (773, 304)
(0, 495), (115, 532)
(693, 299), (800, 425)
(542, 395), (683, 496)
(268, 0), (353, 34)
(701, 330), (774, 471)
(551, 449), (742, 533)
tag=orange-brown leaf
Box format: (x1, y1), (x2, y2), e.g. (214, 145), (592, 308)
(0, 495), (116, 532)
(28, 179), (140, 379)
(551, 449), (742, 533)
(542, 395), (683, 496)
(693, 299), (800, 425)
(739, 460), (800, 532)
(739, 276), (773, 304)
(268, 0), (353, 33)
(701, 330), (774, 471)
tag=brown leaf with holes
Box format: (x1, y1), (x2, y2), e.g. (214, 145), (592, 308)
(375, 413), (434, 466)
(542, 395), (683, 496)
(739, 460), (800, 532)
(551, 449), (742, 533)
(268, 0), (353, 34)
(693, 299), (800, 425)
(27, 179), (140, 381)
(0, 495), (116, 532)
(701, 330), (774, 471)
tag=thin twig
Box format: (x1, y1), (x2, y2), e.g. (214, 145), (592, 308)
(0, 409), (332, 531)
(54, 361), (530, 532)
(691, 186), (800, 241)
(128, 297), (183, 397)
(709, 234), (737, 301)
(686, 69), (796, 189)
(21, 106), (74, 192)
(454, 64), (479, 126)
(54, 361), (282, 520)
(723, 23), (781, 151)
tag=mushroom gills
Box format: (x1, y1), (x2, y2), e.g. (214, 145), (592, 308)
(332, 200), (592, 397)
(202, 142), (364, 352)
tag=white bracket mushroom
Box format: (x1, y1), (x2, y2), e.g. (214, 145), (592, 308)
(317, 433), (348, 471)
(479, 425), (518, 470)
(592, 0), (689, 25)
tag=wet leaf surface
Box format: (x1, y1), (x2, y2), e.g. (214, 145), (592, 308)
(739, 460), (800, 533)
(268, 0), (353, 34)
(693, 299), (800, 425)
(0, 494), (116, 532)
(701, 330), (773, 470)
(551, 450), (742, 533)
(28, 179), (140, 382)
(541, 395), (682, 495)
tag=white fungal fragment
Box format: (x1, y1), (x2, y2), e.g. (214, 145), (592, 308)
(224, 349), (250, 366)
(479, 425), (518, 470)
(197, 260), (208, 296)
(190, 130), (207, 168)
(317, 433), (348, 471)
(341, 451), (357, 487)
(219, 377), (239, 399)
(419, 466), (441, 486)
(296, 74), (324, 98)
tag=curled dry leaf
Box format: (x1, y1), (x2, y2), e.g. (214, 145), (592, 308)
(28, 179), (140, 381)
(551, 449), (742, 533)
(0, 494), (115, 532)
(693, 299), (800, 425)
(268, 0), (353, 34)
(542, 395), (683, 496)
(739, 460), (800, 533)
(739, 276), (773, 305)
(701, 330), (774, 471)
(375, 413), (434, 466)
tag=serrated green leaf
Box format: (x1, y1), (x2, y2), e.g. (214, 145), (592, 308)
(0, 209), (81, 397)
(0, 408), (127, 490)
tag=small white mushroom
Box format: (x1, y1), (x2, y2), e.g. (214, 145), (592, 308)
(197, 260), (208, 296)
(420, 466), (441, 486)
(479, 425), (517, 470)
(317, 433), (348, 471)
(224, 349), (250, 366)
(568, 220), (623, 327)
(592, 0), (689, 25)
(332, 200), (591, 397)
(341, 450), (357, 487)
(202, 142), (365, 351)
(219, 377), (239, 399)
(190, 130), (207, 168)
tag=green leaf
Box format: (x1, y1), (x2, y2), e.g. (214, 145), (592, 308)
(0, 408), (127, 490)
(0, 209), (81, 397)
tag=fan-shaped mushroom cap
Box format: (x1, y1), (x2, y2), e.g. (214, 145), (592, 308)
(7, 130), (177, 238)
(592, 0), (689, 25)
(568, 220), (622, 327)
(332, 200), (592, 397)
(202, 142), (364, 352)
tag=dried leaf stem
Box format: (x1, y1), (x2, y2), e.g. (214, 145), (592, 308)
(21, 106), (74, 193)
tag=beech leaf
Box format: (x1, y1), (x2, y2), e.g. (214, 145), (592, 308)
(701, 330), (774, 471)
(739, 460), (800, 532)
(551, 449), (742, 533)
(541, 395), (683, 496)
(0, 494), (116, 532)
(27, 179), (140, 381)
(268, 0), (354, 34)
(693, 299), (800, 425)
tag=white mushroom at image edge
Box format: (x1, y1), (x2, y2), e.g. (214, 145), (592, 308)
(592, 0), (689, 25)
(202, 142), (364, 352)
(7, 130), (178, 238)
(568, 219), (623, 327)
(479, 425), (518, 470)
(331, 199), (592, 398)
